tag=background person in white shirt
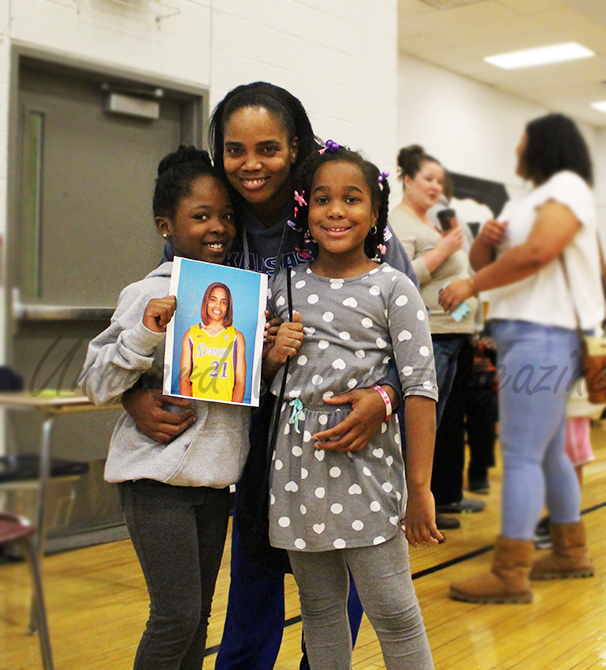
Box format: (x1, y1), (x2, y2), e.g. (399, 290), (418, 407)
(439, 113), (604, 604)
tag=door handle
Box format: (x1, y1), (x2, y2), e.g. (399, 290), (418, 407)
(12, 289), (114, 321)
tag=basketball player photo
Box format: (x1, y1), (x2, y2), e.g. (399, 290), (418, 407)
(164, 257), (267, 407)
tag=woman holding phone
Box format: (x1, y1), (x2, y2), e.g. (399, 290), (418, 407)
(390, 145), (481, 526)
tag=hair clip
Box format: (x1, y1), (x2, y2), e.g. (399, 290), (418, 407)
(378, 244), (387, 256)
(287, 219), (301, 231)
(294, 191), (307, 207)
(319, 139), (340, 154)
(295, 247), (313, 260)
(378, 171), (389, 183)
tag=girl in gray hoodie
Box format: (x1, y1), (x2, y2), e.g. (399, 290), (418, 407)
(80, 146), (249, 670)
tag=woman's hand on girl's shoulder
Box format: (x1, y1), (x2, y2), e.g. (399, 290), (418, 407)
(143, 295), (177, 333)
(404, 486), (443, 547)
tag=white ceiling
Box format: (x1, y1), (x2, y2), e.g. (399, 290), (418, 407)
(398, 0), (606, 127)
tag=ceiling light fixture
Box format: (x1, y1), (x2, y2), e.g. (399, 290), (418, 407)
(484, 42), (594, 70)
(591, 101), (606, 113)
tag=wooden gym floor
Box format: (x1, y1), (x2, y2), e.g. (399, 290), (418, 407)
(3, 426), (606, 670)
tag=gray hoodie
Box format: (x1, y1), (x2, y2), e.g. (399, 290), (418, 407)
(80, 262), (250, 488)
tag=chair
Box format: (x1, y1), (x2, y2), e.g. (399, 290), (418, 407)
(0, 513), (54, 670)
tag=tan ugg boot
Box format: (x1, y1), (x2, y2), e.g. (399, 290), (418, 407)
(449, 536), (534, 604)
(530, 520), (594, 579)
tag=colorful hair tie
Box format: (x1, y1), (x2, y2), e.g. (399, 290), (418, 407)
(295, 247), (313, 260)
(294, 190), (307, 207)
(319, 139), (340, 154)
(378, 171), (389, 183)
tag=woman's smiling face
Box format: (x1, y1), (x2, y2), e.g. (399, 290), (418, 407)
(205, 287), (229, 323)
(222, 106), (298, 220)
(404, 160), (444, 213)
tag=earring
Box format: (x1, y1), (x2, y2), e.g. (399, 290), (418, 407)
(162, 233), (168, 239)
(370, 226), (377, 235)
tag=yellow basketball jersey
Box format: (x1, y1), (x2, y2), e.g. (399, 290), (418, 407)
(186, 324), (238, 402)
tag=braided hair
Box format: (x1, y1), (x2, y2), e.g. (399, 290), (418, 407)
(293, 145), (390, 261)
(153, 145), (219, 220)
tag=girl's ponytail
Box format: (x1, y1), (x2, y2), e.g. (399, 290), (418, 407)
(370, 172), (390, 261)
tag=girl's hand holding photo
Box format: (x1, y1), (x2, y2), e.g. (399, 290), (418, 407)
(263, 311), (304, 382)
(142, 296), (177, 333)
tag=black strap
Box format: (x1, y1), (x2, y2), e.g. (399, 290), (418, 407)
(266, 267), (293, 461)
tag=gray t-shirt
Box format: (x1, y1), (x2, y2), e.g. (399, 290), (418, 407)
(267, 262), (437, 552)
(389, 207), (478, 334)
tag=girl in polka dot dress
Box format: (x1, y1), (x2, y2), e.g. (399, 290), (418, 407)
(263, 146), (440, 670)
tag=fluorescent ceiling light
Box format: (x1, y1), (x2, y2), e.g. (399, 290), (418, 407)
(591, 101), (606, 113)
(484, 42), (594, 70)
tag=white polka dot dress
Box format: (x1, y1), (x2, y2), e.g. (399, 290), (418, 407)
(267, 263), (438, 552)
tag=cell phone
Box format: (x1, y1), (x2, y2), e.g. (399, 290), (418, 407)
(437, 208), (456, 231)
(439, 280), (471, 322)
(451, 301), (471, 322)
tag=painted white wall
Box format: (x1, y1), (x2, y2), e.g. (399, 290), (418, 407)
(0, 0), (399, 343)
(594, 128), (606, 249)
(396, 53), (605, 216)
(6, 0), (398, 167)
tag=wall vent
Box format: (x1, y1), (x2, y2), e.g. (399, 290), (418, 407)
(419, 0), (487, 8)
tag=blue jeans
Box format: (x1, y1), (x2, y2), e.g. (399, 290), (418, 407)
(432, 336), (466, 428)
(492, 320), (582, 540)
(216, 492), (364, 670)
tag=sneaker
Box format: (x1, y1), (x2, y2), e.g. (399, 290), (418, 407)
(533, 516), (552, 550)
(436, 512), (460, 529)
(436, 498), (486, 514)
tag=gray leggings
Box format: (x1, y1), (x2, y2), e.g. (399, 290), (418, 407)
(120, 479), (230, 670)
(288, 530), (433, 670)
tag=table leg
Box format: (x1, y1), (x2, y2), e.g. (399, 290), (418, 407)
(29, 414), (54, 635)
